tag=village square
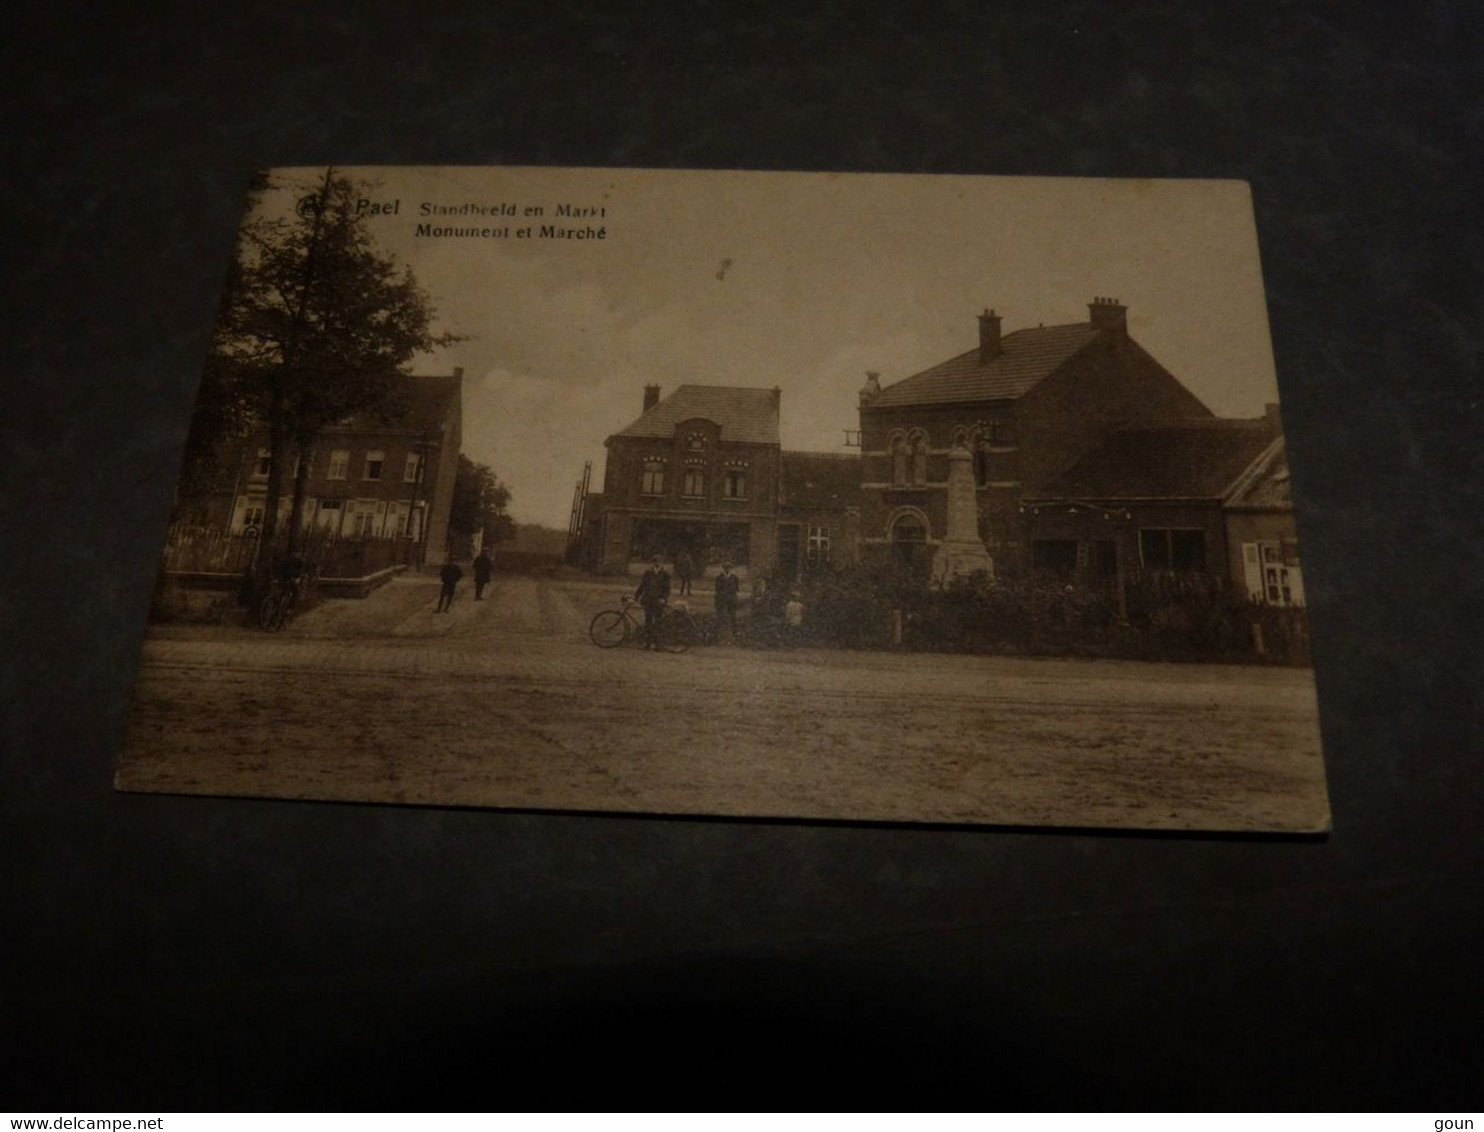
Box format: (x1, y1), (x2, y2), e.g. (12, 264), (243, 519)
(121, 568), (1327, 831)
(117, 168), (1329, 832)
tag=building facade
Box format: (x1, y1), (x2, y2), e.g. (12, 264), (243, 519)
(856, 299), (1214, 578)
(1020, 410), (1303, 603)
(592, 384), (860, 579)
(585, 301), (1301, 600)
(777, 451), (862, 578)
(217, 371), (463, 562)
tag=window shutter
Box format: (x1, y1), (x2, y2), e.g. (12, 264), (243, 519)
(1242, 543), (1263, 600)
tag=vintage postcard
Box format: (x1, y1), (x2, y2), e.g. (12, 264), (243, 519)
(117, 166), (1330, 832)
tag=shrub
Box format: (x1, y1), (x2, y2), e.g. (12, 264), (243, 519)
(774, 565), (1310, 665)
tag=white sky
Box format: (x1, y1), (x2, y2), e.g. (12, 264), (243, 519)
(256, 167), (1280, 527)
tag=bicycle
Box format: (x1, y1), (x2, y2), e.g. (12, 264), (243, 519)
(256, 560), (314, 632)
(256, 576), (300, 631)
(588, 595), (698, 653)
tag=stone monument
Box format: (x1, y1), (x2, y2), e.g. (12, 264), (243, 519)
(932, 444), (994, 582)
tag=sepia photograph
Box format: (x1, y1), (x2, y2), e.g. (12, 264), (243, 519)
(116, 165), (1331, 832)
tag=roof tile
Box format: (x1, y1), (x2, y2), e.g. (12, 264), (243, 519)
(1032, 420), (1278, 500)
(872, 323), (1099, 408)
(615, 385), (780, 445)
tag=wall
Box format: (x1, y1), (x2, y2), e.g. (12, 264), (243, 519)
(598, 432), (782, 570)
(1015, 332), (1214, 491)
(858, 400), (1021, 564)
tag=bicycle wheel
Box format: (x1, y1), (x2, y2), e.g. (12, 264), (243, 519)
(589, 609), (629, 648)
(257, 592), (283, 631)
(659, 611), (696, 653)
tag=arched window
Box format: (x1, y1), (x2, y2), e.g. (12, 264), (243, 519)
(891, 513), (928, 568)
(951, 427), (969, 449)
(890, 434), (908, 486)
(909, 432), (928, 485)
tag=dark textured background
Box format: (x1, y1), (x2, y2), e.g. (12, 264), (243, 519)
(3, 1), (1480, 1109)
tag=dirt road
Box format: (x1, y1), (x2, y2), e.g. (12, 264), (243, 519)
(117, 573), (1331, 832)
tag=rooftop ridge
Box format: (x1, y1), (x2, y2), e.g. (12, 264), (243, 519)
(872, 321), (1101, 408)
(1001, 320), (1090, 338)
(1114, 417), (1271, 431)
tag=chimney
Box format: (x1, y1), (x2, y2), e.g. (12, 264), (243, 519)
(859, 371), (881, 407)
(643, 384), (661, 412)
(978, 308), (1002, 364)
(1088, 297), (1127, 332)
(451, 366), (464, 381)
(772, 385), (781, 407)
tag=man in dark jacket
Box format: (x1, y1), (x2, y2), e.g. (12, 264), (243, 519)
(634, 555), (671, 650)
(714, 560), (740, 638)
(436, 556), (462, 612)
(472, 549), (493, 600)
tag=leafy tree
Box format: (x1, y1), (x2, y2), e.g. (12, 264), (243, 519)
(193, 168), (459, 580)
(449, 455), (514, 552)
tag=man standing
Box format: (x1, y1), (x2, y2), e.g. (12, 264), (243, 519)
(714, 560), (740, 639)
(436, 555), (462, 612)
(634, 554), (671, 650)
(676, 551), (693, 596)
(472, 548), (493, 601)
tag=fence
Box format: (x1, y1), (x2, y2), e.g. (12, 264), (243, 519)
(160, 524), (417, 581)
(160, 526), (261, 575)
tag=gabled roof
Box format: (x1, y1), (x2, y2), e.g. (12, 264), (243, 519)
(871, 323), (1099, 408)
(780, 451), (861, 511)
(1029, 419), (1279, 501)
(337, 373), (462, 433)
(614, 385), (780, 445)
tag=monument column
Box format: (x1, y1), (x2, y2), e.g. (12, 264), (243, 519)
(933, 444), (994, 582)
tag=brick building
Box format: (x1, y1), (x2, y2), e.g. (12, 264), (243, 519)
(218, 371), (463, 561)
(1022, 410), (1304, 604)
(777, 450), (862, 578)
(589, 384), (859, 579)
(856, 299), (1213, 578)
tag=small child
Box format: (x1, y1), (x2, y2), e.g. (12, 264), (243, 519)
(784, 591), (804, 644)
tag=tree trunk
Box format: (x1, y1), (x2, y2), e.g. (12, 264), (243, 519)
(286, 439), (315, 556)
